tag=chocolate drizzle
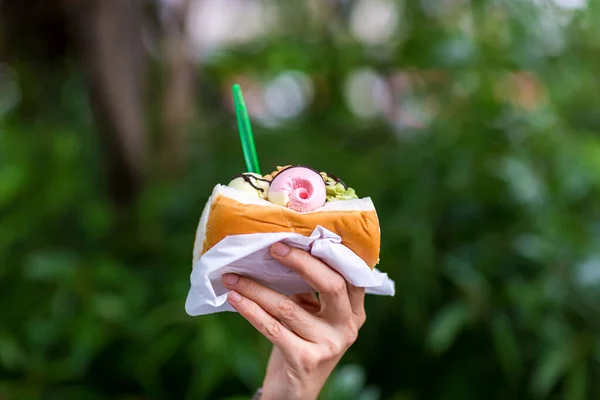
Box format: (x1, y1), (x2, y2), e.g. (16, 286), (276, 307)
(231, 173), (271, 192)
(325, 173), (348, 189)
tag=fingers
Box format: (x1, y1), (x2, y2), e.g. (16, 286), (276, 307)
(290, 292), (321, 313)
(346, 282), (366, 326)
(271, 243), (352, 320)
(223, 274), (324, 341)
(226, 290), (306, 354)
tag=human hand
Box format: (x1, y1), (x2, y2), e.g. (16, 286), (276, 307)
(221, 242), (367, 400)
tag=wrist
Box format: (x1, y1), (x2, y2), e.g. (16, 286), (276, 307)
(260, 382), (318, 400)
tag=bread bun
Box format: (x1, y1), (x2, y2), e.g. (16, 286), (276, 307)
(193, 185), (381, 268)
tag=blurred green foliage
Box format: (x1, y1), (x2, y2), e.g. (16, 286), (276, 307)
(2, 1), (600, 399)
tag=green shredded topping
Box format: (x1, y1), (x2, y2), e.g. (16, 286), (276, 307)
(325, 178), (358, 201)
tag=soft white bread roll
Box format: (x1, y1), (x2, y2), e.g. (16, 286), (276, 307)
(193, 185), (381, 268)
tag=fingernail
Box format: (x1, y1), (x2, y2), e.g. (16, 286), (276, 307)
(229, 291), (242, 303)
(223, 274), (239, 285)
(272, 242), (290, 257)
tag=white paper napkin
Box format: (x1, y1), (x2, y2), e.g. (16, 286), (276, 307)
(185, 225), (395, 316)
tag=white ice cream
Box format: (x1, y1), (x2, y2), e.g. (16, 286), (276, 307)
(227, 173), (270, 199)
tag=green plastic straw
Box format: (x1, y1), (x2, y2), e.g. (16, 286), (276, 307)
(233, 84), (261, 174)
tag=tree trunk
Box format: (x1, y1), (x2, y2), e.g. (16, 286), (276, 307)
(160, 0), (196, 175)
(68, 0), (147, 205)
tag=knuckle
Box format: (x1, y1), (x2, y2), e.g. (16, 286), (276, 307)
(326, 279), (346, 296)
(323, 337), (344, 359)
(263, 320), (282, 339)
(242, 279), (259, 297)
(277, 298), (298, 320)
(334, 321), (359, 349)
(356, 310), (367, 327)
(344, 327), (359, 346)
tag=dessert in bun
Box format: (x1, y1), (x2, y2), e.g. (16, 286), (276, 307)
(193, 165), (380, 268)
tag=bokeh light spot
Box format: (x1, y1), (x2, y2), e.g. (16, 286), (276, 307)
(344, 68), (391, 119)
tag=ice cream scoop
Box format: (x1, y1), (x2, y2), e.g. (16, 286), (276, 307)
(267, 166), (326, 212)
(228, 173), (270, 199)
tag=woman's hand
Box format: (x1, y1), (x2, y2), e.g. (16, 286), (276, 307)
(221, 242), (366, 400)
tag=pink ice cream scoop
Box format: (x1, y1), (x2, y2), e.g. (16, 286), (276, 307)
(267, 166), (326, 212)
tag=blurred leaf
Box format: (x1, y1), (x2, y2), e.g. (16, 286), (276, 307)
(359, 386), (381, 400)
(135, 328), (189, 390)
(0, 335), (26, 370)
(574, 254), (600, 290)
(512, 233), (551, 262)
(531, 338), (579, 398)
(500, 156), (545, 206)
(320, 364), (369, 400)
(576, 135), (600, 183)
(443, 256), (489, 304)
(426, 301), (471, 355)
(91, 293), (127, 322)
(0, 164), (25, 206)
(24, 251), (79, 282)
(563, 361), (588, 400)
(490, 313), (522, 385)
